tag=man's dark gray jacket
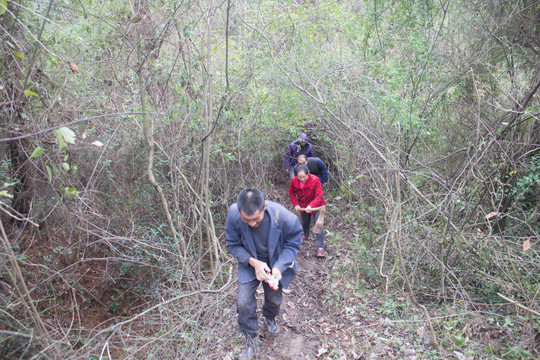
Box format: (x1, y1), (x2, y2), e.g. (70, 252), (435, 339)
(225, 201), (302, 288)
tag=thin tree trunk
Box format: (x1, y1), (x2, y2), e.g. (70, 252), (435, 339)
(133, 1), (187, 275)
(198, 0), (219, 271)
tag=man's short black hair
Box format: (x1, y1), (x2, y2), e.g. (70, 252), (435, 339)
(237, 188), (265, 215)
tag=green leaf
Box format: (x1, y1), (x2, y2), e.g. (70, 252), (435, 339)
(56, 133), (66, 149)
(62, 162), (70, 171)
(504, 316), (514, 327)
(1, 181), (17, 189)
(30, 146), (43, 158)
(46, 165), (52, 181)
(0, 0), (7, 16)
(48, 56), (58, 67)
(24, 89), (39, 97)
(13, 50), (24, 59)
(0, 190), (12, 198)
(56, 127), (76, 145)
(64, 187), (79, 196)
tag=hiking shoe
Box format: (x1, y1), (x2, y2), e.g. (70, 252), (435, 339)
(238, 335), (258, 360)
(282, 287), (292, 295)
(264, 317), (280, 335)
(301, 235), (309, 242)
(316, 248), (326, 257)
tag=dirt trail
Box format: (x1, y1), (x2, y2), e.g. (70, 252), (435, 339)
(255, 237), (348, 360)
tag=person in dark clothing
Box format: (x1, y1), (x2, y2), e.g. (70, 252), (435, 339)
(296, 154), (328, 185)
(225, 188), (302, 360)
(284, 133), (314, 178)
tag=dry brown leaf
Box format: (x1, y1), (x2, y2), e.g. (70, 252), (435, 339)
(68, 61), (79, 73)
(287, 301), (295, 309)
(523, 238), (531, 251)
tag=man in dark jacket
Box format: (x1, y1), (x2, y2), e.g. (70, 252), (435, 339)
(284, 133), (314, 178)
(226, 188), (302, 360)
(296, 154), (328, 185)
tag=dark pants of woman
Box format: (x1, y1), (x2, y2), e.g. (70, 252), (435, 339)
(301, 210), (324, 249)
(237, 279), (283, 338)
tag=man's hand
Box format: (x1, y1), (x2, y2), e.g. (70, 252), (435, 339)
(271, 267), (282, 282)
(306, 205), (312, 213)
(250, 258), (271, 281)
(294, 205), (301, 212)
(267, 267), (282, 290)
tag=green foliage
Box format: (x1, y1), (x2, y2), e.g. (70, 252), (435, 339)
(56, 127), (76, 145)
(0, 0), (6, 16)
(375, 298), (404, 317)
(107, 288), (125, 314)
(24, 89), (38, 97)
(511, 154), (540, 209)
(64, 187), (79, 196)
(502, 346), (532, 360)
(0, 181), (16, 199)
(493, 153), (540, 242)
(30, 146), (43, 158)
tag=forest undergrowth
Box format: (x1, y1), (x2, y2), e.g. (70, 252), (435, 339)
(2, 182), (537, 360)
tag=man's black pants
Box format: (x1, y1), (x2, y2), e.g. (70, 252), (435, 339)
(237, 279), (283, 338)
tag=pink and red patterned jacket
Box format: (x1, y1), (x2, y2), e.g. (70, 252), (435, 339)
(288, 174), (325, 210)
